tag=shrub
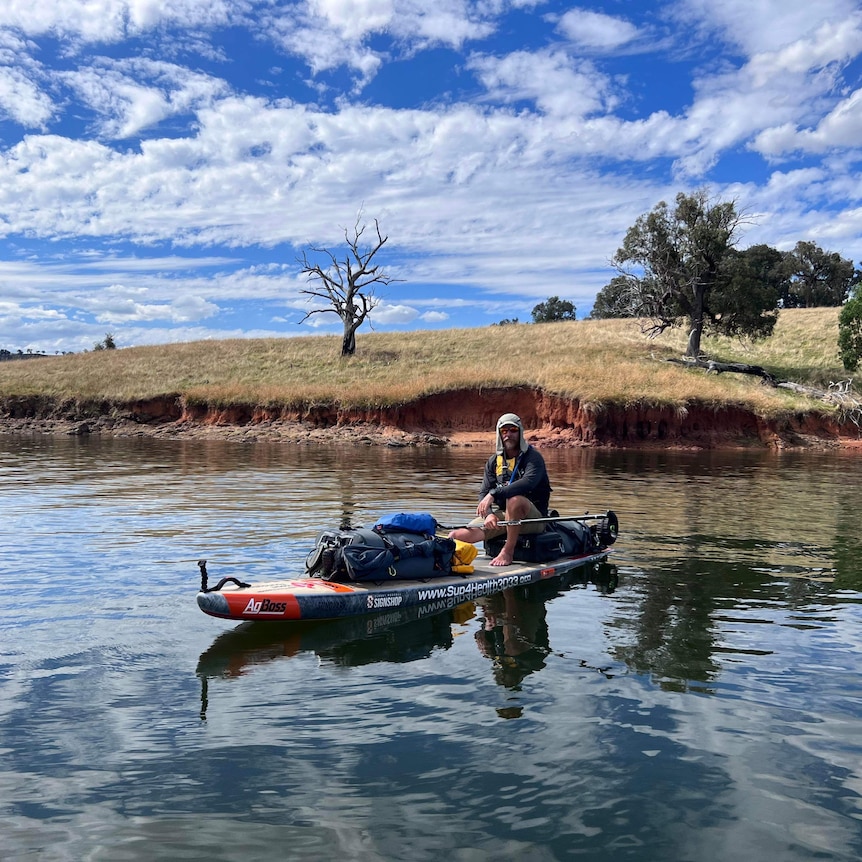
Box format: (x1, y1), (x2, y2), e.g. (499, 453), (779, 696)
(838, 295), (862, 371)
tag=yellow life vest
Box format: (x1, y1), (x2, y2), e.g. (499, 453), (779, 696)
(496, 454), (518, 484)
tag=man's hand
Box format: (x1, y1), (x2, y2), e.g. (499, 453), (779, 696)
(476, 492), (495, 518)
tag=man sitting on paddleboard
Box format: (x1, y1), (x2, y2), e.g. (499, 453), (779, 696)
(448, 413), (552, 566)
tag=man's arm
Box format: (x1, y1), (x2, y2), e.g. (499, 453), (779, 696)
(478, 456), (497, 499)
(493, 450), (546, 503)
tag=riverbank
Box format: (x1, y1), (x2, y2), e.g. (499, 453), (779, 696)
(2, 311), (860, 450)
(2, 385), (859, 450)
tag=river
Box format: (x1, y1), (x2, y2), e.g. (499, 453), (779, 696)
(1, 435), (861, 861)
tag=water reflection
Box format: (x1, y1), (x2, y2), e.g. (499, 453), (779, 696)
(197, 561), (619, 719)
(2, 435), (862, 862)
(197, 604), (463, 683)
(475, 561), (619, 697)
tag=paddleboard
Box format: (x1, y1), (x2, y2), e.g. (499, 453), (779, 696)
(196, 548), (611, 623)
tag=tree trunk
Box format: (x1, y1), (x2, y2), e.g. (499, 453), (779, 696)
(341, 324), (356, 357)
(686, 285), (706, 358)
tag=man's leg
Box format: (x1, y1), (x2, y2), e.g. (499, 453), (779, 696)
(489, 496), (531, 566)
(448, 526), (485, 544)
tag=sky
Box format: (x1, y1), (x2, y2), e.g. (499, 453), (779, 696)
(1, 0), (862, 354)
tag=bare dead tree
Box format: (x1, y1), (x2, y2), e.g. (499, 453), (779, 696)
(298, 216), (399, 356)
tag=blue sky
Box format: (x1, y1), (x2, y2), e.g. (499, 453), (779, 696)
(1, 0), (861, 353)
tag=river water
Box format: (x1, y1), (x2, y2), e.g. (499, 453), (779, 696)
(1, 435), (861, 861)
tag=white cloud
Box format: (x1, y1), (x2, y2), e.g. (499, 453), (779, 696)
(0, 0), (236, 42)
(1, 302), (66, 322)
(62, 58), (230, 138)
(741, 14), (862, 159)
(0, 30), (55, 128)
(87, 284), (219, 323)
(271, 23), (383, 82)
(743, 13), (862, 87)
(469, 49), (616, 116)
(0, 64), (54, 127)
(263, 0), (496, 84)
(370, 303), (419, 325)
(308, 0), (395, 39)
(678, 0), (859, 56)
(0, 61), (851, 282)
(556, 9), (640, 51)
(630, 12), (862, 176)
(168, 294), (221, 322)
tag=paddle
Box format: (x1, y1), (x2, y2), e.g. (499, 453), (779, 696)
(439, 510), (619, 549)
(440, 510), (616, 530)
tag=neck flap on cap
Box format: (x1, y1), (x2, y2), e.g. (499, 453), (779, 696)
(496, 413), (528, 454)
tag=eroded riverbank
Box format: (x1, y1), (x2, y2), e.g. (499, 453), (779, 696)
(2, 388), (860, 450)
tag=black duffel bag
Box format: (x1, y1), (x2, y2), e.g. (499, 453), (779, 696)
(484, 515), (615, 562)
(306, 526), (455, 582)
(553, 519), (595, 554)
(484, 529), (566, 563)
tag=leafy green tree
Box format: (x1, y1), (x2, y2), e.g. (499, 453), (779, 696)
(590, 275), (638, 319)
(93, 332), (116, 351)
(531, 295), (576, 322)
(709, 245), (783, 340)
(611, 190), (779, 357)
(838, 289), (862, 371)
(780, 242), (858, 308)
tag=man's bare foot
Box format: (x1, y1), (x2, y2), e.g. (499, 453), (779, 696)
(490, 550), (513, 566)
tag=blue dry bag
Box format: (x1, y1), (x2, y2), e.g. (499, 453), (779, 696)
(373, 511), (438, 536)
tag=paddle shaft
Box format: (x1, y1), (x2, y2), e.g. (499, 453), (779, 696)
(442, 512), (609, 530)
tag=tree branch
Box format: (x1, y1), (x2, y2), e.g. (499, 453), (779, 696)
(664, 357), (862, 423)
(666, 356), (777, 384)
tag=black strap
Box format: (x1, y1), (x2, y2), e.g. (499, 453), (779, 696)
(199, 560), (251, 592)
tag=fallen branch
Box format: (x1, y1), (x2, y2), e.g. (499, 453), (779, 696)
(666, 356), (777, 385)
(776, 381), (829, 399)
(664, 357), (861, 420)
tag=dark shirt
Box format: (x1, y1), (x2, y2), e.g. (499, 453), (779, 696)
(478, 446), (552, 516)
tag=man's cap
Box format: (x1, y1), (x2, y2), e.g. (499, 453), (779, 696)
(495, 413), (528, 453)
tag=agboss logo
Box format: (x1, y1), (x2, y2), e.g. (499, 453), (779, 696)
(243, 597), (287, 615)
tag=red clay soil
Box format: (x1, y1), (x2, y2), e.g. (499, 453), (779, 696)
(1, 387), (860, 450)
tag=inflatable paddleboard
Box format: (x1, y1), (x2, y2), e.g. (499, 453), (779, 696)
(196, 548), (611, 623)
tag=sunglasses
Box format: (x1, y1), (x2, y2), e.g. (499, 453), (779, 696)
(500, 426), (519, 433)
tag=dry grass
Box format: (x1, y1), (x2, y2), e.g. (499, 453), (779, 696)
(0, 308), (852, 417)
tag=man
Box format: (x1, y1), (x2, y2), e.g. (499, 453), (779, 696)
(449, 413), (552, 566)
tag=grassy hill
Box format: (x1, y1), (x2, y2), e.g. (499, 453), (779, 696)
(0, 308), (854, 422)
